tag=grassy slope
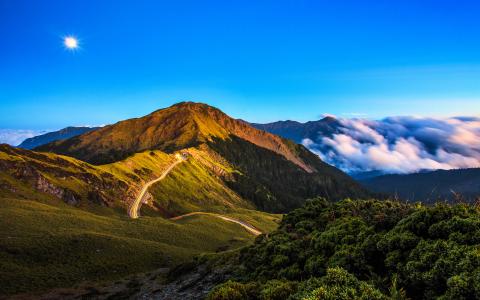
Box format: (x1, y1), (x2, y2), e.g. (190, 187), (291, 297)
(0, 145), (130, 210)
(0, 144), (260, 215)
(0, 146), (101, 193)
(99, 149), (174, 182)
(148, 155), (251, 216)
(0, 146), (281, 296)
(0, 197), (259, 295)
(0, 144), (288, 226)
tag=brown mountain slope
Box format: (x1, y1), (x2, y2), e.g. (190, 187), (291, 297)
(37, 102), (312, 171)
(35, 102), (370, 212)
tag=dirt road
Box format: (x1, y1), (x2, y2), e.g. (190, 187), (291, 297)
(170, 212), (262, 236)
(129, 154), (185, 219)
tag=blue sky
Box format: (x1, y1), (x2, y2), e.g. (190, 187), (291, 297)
(1, 0), (480, 130)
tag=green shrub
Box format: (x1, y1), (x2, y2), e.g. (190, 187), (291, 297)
(207, 281), (257, 300)
(259, 279), (297, 300)
(210, 198), (480, 299)
(293, 267), (387, 300)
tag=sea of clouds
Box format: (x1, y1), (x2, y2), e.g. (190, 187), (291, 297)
(302, 116), (480, 174)
(0, 129), (47, 146)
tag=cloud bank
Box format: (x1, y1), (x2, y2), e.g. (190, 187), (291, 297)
(0, 129), (47, 146)
(303, 116), (480, 174)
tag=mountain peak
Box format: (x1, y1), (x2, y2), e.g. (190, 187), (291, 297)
(149, 102), (231, 127)
(37, 102), (315, 172)
(159, 101), (215, 112)
(320, 115), (338, 123)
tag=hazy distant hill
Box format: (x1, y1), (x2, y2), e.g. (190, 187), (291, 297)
(251, 116), (341, 143)
(349, 170), (388, 180)
(18, 126), (98, 149)
(361, 168), (480, 202)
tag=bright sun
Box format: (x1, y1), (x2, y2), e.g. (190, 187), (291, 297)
(64, 36), (79, 50)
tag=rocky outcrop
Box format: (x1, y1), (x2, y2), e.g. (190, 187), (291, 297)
(36, 175), (80, 205)
(150, 262), (233, 300)
(0, 144), (130, 207)
(87, 190), (111, 206)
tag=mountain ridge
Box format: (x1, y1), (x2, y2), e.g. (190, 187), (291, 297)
(251, 116), (341, 143)
(18, 126), (99, 149)
(32, 101), (369, 212)
(37, 102), (313, 172)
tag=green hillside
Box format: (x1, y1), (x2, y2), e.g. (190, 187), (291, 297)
(0, 143), (260, 215)
(0, 144), (130, 209)
(0, 144), (280, 296)
(0, 197), (270, 295)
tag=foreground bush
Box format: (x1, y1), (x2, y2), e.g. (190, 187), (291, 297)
(208, 198), (480, 299)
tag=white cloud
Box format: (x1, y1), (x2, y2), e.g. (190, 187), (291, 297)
(302, 116), (480, 174)
(0, 129), (47, 146)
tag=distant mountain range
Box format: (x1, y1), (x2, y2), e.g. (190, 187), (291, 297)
(361, 168), (480, 203)
(252, 117), (388, 176)
(21, 112), (480, 203)
(252, 118), (480, 201)
(18, 126), (98, 149)
(251, 116), (341, 144)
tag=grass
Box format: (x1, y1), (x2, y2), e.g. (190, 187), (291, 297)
(148, 157), (252, 216)
(99, 149), (174, 183)
(0, 145), (131, 210)
(0, 144), (284, 296)
(217, 208), (282, 233)
(0, 197), (265, 296)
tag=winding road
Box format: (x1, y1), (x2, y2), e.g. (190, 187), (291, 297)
(128, 154), (186, 219)
(170, 212), (262, 236)
(128, 153), (262, 236)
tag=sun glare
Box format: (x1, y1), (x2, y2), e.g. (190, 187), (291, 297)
(64, 36), (79, 50)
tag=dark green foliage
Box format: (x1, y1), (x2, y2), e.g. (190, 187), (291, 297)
(207, 280), (253, 300)
(291, 267), (388, 300)
(378, 204), (480, 298)
(207, 269), (388, 300)
(207, 279), (298, 300)
(208, 136), (369, 213)
(209, 198), (480, 299)
(239, 199), (412, 282)
(259, 279), (297, 300)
